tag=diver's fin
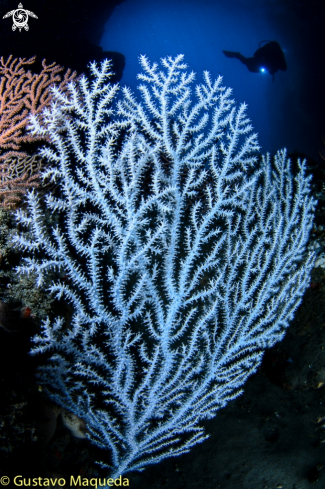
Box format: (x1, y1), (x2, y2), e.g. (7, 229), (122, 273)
(223, 50), (241, 58)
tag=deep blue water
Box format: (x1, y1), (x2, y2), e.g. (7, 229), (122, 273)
(100, 0), (324, 161)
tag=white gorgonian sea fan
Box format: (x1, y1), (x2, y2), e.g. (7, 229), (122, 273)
(13, 55), (316, 478)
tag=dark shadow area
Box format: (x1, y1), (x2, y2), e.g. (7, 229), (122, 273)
(265, 0), (325, 163)
(0, 0), (126, 80)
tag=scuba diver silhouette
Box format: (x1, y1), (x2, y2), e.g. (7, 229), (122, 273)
(223, 40), (287, 81)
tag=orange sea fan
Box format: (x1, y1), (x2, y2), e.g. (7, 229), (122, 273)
(0, 55), (77, 161)
(0, 154), (43, 208)
(0, 55), (77, 207)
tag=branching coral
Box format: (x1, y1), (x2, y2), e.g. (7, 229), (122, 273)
(0, 154), (43, 207)
(0, 55), (77, 207)
(14, 56), (316, 477)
